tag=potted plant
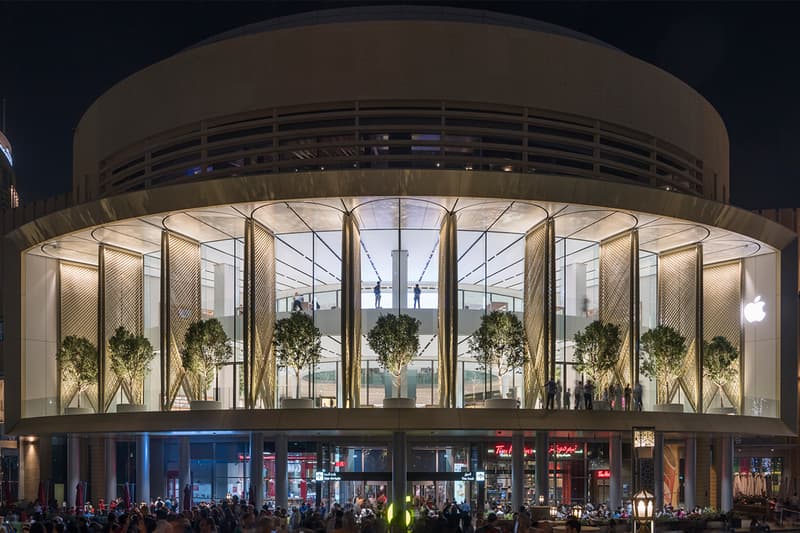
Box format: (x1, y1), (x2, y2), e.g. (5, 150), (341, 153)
(640, 325), (686, 412)
(704, 335), (739, 414)
(274, 311), (322, 408)
(108, 326), (155, 412)
(181, 318), (232, 410)
(366, 313), (421, 408)
(573, 321), (621, 410)
(57, 335), (98, 414)
(468, 311), (528, 408)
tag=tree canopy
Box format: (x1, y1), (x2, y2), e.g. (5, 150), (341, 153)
(108, 326), (155, 405)
(367, 313), (420, 396)
(57, 335), (98, 407)
(573, 320), (621, 386)
(181, 319), (232, 401)
(274, 312), (323, 398)
(703, 335), (738, 389)
(468, 311), (528, 395)
(640, 324), (686, 403)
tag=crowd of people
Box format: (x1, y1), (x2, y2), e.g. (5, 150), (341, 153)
(0, 496), (620, 533)
(543, 379), (644, 411)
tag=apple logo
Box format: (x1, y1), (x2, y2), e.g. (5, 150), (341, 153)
(744, 296), (766, 323)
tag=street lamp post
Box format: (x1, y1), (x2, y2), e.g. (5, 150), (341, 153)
(549, 505), (558, 521)
(632, 489), (654, 533)
(572, 504), (583, 520)
(538, 494), (545, 505)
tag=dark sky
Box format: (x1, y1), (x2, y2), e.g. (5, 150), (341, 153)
(0, 0), (798, 208)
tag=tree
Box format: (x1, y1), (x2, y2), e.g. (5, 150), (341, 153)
(468, 311), (528, 396)
(640, 325), (686, 403)
(573, 321), (621, 392)
(57, 335), (98, 409)
(108, 326), (155, 405)
(274, 312), (323, 399)
(704, 335), (739, 407)
(366, 313), (421, 397)
(181, 319), (232, 401)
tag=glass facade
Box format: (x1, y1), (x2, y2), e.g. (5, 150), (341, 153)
(19, 197), (781, 420)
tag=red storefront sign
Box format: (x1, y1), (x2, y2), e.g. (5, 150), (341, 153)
(494, 442), (581, 457)
(594, 469), (611, 479)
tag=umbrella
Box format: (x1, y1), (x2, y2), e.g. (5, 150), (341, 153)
(75, 482), (84, 512)
(182, 484), (191, 511)
(37, 480), (46, 508)
(123, 482), (131, 511)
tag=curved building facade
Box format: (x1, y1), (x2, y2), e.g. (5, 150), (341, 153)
(5, 7), (796, 517)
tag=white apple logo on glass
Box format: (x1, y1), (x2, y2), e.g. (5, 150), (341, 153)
(744, 296), (766, 323)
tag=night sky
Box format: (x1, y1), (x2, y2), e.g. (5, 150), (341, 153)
(1, 1), (798, 208)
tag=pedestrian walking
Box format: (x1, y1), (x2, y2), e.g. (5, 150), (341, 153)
(575, 381), (583, 410)
(413, 284), (421, 308)
(624, 384), (632, 411)
(374, 282), (382, 308)
(546, 378), (556, 410)
(585, 380), (594, 410)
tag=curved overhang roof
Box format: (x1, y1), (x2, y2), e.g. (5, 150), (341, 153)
(9, 407), (794, 438)
(8, 170), (794, 256)
(188, 6), (620, 53)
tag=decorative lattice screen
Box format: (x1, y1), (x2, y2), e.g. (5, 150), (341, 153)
(703, 261), (742, 412)
(164, 232), (201, 408)
(599, 231), (636, 390)
(59, 261), (99, 412)
(101, 246), (144, 410)
(523, 219), (553, 408)
(658, 246), (701, 410)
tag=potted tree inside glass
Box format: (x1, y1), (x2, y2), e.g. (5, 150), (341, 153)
(367, 313), (421, 408)
(640, 325), (686, 412)
(181, 318), (232, 410)
(108, 326), (156, 412)
(57, 335), (98, 414)
(274, 311), (322, 408)
(704, 335), (739, 414)
(468, 310), (528, 408)
(573, 320), (621, 410)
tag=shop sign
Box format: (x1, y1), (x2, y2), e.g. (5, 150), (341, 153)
(460, 471), (486, 482)
(314, 471), (342, 481)
(493, 443), (581, 458)
(594, 470), (611, 479)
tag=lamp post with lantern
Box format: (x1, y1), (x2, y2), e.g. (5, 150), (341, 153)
(572, 504), (583, 520)
(632, 489), (654, 533)
(632, 428), (656, 533)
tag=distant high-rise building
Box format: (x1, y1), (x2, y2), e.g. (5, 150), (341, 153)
(0, 130), (18, 209)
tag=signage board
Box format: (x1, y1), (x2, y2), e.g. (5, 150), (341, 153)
(314, 471), (342, 481)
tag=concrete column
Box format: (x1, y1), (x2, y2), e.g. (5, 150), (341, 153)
(136, 434), (150, 505)
(437, 212), (458, 408)
(275, 434), (288, 510)
(341, 212), (362, 407)
(68, 434), (80, 508)
(535, 432), (549, 504)
(609, 434), (622, 511)
(654, 432), (664, 511)
(391, 250), (408, 310)
(250, 432), (264, 509)
(696, 436), (711, 507)
(392, 432), (407, 527)
(20, 438), (40, 502)
(105, 437), (117, 504)
(150, 438), (165, 501)
(684, 435), (696, 511)
(179, 437), (191, 504)
(512, 432), (525, 510)
(718, 436), (733, 512)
